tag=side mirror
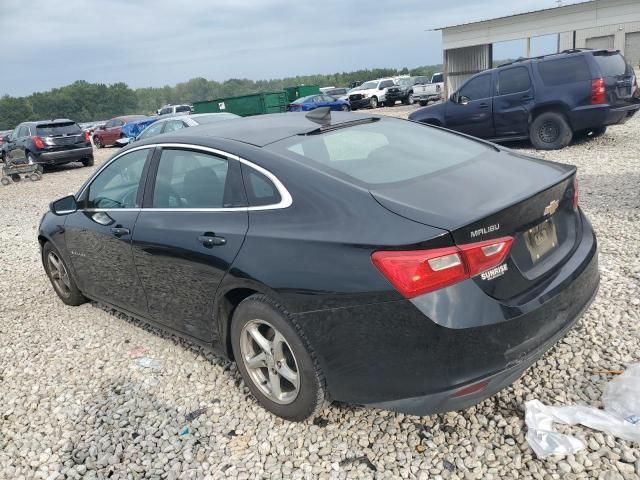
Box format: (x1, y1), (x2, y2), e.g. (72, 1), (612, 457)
(50, 195), (77, 215)
(459, 96), (470, 105)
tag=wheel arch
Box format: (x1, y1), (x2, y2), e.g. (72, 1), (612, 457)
(529, 102), (573, 128)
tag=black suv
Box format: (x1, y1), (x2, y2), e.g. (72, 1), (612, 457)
(5, 119), (94, 167)
(385, 76), (430, 106)
(409, 49), (639, 150)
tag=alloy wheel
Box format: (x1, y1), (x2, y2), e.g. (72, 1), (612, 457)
(47, 251), (71, 298)
(408, 94), (414, 105)
(239, 319), (300, 404)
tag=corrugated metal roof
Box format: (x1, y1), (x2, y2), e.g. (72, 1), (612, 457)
(433, 0), (595, 30)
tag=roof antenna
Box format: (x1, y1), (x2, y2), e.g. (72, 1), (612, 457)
(305, 107), (332, 126)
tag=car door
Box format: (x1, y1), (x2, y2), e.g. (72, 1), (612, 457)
(131, 146), (249, 342)
(103, 119), (122, 145)
(63, 147), (153, 315)
(445, 73), (495, 138)
(7, 125), (28, 163)
(493, 66), (534, 137)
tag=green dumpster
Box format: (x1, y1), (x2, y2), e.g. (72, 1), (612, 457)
(283, 85), (320, 102)
(192, 91), (289, 116)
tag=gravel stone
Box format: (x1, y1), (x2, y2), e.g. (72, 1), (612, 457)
(1, 113), (639, 478)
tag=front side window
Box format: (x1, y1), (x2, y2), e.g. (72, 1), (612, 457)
(152, 149), (229, 209)
(85, 149), (149, 209)
(104, 120), (115, 128)
(497, 67), (531, 95)
(267, 119), (488, 186)
(459, 74), (492, 101)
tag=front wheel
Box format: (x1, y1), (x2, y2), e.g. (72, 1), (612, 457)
(42, 242), (87, 306)
(369, 96), (378, 109)
(529, 111), (573, 150)
(385, 100), (395, 107)
(405, 93), (415, 105)
(231, 294), (327, 421)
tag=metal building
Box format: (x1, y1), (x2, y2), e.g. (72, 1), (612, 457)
(436, 0), (640, 95)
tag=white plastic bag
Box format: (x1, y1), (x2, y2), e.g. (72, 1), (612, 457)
(525, 363), (640, 458)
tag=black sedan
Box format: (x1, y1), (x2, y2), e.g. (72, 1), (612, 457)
(39, 110), (599, 421)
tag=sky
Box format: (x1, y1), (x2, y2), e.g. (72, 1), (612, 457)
(0, 0), (588, 97)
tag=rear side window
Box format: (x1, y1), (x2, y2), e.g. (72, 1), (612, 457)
(592, 52), (630, 77)
(497, 67), (531, 95)
(36, 122), (81, 136)
(152, 149), (229, 209)
(537, 56), (591, 86)
(175, 105), (191, 113)
(266, 119), (488, 186)
(242, 166), (281, 207)
(459, 74), (492, 100)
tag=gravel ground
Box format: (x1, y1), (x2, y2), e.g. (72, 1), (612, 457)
(1, 114), (639, 480)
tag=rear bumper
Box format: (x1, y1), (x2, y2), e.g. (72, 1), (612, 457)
(293, 212), (599, 414)
(570, 100), (640, 130)
(35, 146), (93, 165)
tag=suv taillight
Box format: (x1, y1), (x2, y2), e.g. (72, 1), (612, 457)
(84, 131), (91, 143)
(32, 136), (45, 149)
(372, 237), (514, 298)
(591, 78), (606, 104)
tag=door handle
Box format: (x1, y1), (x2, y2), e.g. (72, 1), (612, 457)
(521, 95), (533, 100)
(198, 233), (226, 248)
(110, 226), (130, 237)
(479, 103), (489, 109)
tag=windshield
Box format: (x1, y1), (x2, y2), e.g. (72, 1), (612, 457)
(36, 122), (81, 136)
(292, 96), (312, 104)
(398, 79), (412, 86)
(359, 81), (378, 90)
(266, 119), (489, 186)
(193, 113), (240, 124)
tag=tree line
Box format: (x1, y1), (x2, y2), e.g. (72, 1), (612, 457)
(0, 65), (442, 130)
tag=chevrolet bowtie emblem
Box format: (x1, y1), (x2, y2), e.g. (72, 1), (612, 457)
(544, 199), (559, 216)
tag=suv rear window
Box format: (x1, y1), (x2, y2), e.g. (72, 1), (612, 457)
(592, 52), (630, 77)
(266, 119), (488, 186)
(537, 56), (591, 86)
(36, 122), (81, 136)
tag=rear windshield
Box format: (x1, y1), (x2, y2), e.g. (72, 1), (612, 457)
(193, 113), (239, 124)
(176, 105), (191, 113)
(266, 119), (489, 186)
(592, 52), (630, 77)
(36, 122), (81, 136)
(537, 56), (591, 86)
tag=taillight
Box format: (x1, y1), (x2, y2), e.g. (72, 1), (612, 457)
(372, 236), (513, 298)
(572, 177), (579, 210)
(84, 130), (91, 143)
(591, 78), (605, 104)
(32, 136), (45, 149)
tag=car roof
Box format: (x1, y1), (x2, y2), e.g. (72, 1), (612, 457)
(150, 111), (383, 147)
(24, 119), (75, 125)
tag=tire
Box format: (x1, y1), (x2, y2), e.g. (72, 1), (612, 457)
(93, 136), (103, 149)
(340, 104), (350, 112)
(529, 111), (573, 150)
(1, 177), (10, 186)
(369, 96), (378, 109)
(29, 172), (41, 182)
(82, 156), (94, 167)
(42, 242), (87, 306)
(10, 173), (21, 182)
(419, 100), (428, 107)
(385, 100), (395, 107)
(405, 93), (415, 105)
(231, 294), (327, 421)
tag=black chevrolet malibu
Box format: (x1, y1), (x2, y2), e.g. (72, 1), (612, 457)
(39, 110), (599, 421)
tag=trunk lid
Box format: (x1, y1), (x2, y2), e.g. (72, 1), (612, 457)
(370, 149), (579, 299)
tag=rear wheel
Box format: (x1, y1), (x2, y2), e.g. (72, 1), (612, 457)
(231, 294), (326, 421)
(43, 242), (87, 306)
(419, 100), (428, 106)
(529, 111), (573, 150)
(82, 156), (94, 167)
(369, 96), (378, 109)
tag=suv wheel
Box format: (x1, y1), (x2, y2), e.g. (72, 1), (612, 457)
(93, 136), (103, 149)
(369, 96), (378, 109)
(231, 294), (327, 421)
(405, 93), (415, 105)
(529, 112), (573, 150)
(82, 156), (94, 167)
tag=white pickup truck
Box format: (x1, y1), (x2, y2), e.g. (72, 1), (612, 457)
(413, 73), (444, 106)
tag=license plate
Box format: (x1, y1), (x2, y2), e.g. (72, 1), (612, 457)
(525, 219), (558, 263)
